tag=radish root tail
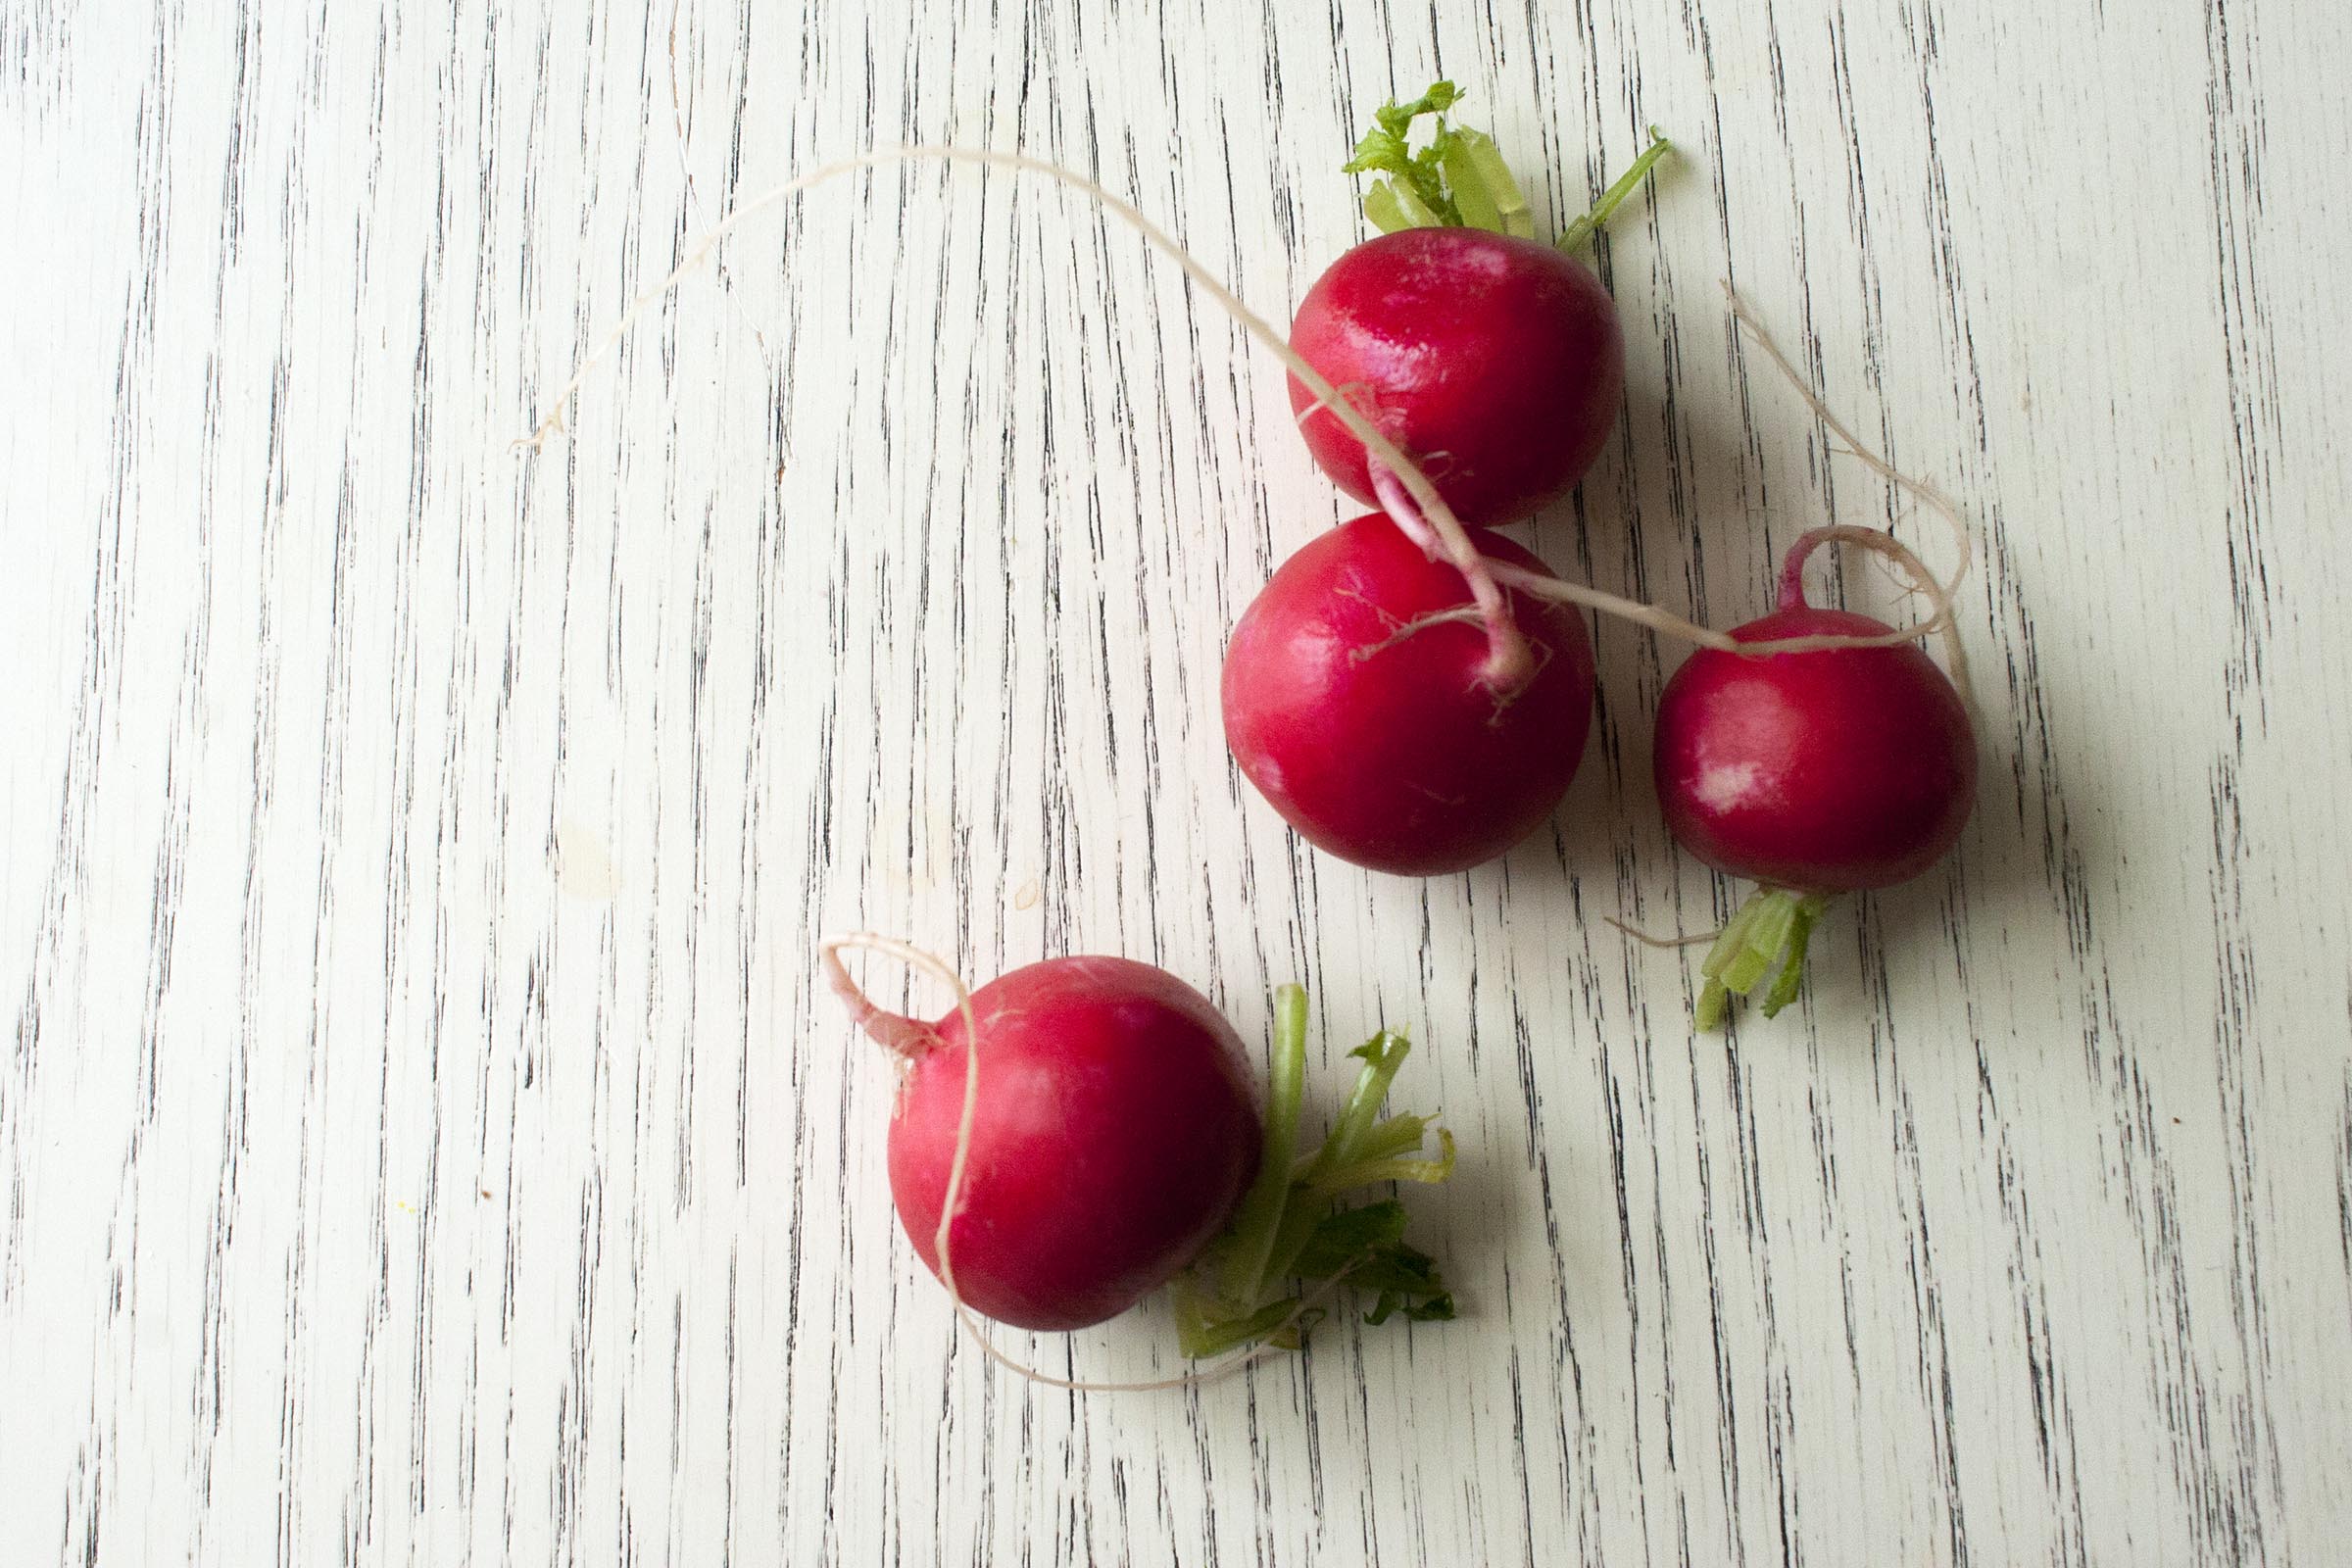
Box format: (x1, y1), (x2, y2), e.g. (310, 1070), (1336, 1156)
(1775, 524), (1954, 658)
(1604, 914), (1725, 951)
(1723, 285), (1976, 699)
(817, 936), (941, 1058)
(1366, 462), (1532, 688)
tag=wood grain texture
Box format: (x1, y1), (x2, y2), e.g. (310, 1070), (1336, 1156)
(6, 0), (2350, 1562)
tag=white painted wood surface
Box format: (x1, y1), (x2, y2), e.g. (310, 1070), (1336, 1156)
(7, 0), (2350, 1561)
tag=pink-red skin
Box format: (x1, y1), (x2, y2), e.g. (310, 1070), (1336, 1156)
(1287, 227), (1625, 527)
(1652, 603), (1977, 894)
(1221, 513), (1596, 876)
(886, 956), (1261, 1333)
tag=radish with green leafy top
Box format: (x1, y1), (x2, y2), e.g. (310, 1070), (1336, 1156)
(821, 941), (1455, 1353)
(1288, 82), (1670, 526)
(1652, 527), (1978, 1029)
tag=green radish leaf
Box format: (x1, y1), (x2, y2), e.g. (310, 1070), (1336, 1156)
(1689, 889), (1836, 1031)
(1342, 82), (1675, 249)
(1172, 994), (1457, 1358)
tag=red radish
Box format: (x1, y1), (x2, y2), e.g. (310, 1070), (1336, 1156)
(1222, 512), (1595, 875)
(1289, 228), (1624, 526)
(1287, 83), (1669, 526)
(856, 955), (1260, 1332)
(822, 943), (1457, 1369)
(1652, 528), (1977, 1026)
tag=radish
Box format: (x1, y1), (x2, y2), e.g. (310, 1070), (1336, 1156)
(1288, 83), (1670, 526)
(821, 941), (1455, 1358)
(846, 953), (1261, 1331)
(1652, 527), (1978, 1027)
(1222, 511), (1595, 874)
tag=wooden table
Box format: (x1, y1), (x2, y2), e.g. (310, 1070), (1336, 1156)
(7, 1), (2347, 1561)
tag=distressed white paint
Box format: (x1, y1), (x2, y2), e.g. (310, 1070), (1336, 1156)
(5, 1), (2350, 1563)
